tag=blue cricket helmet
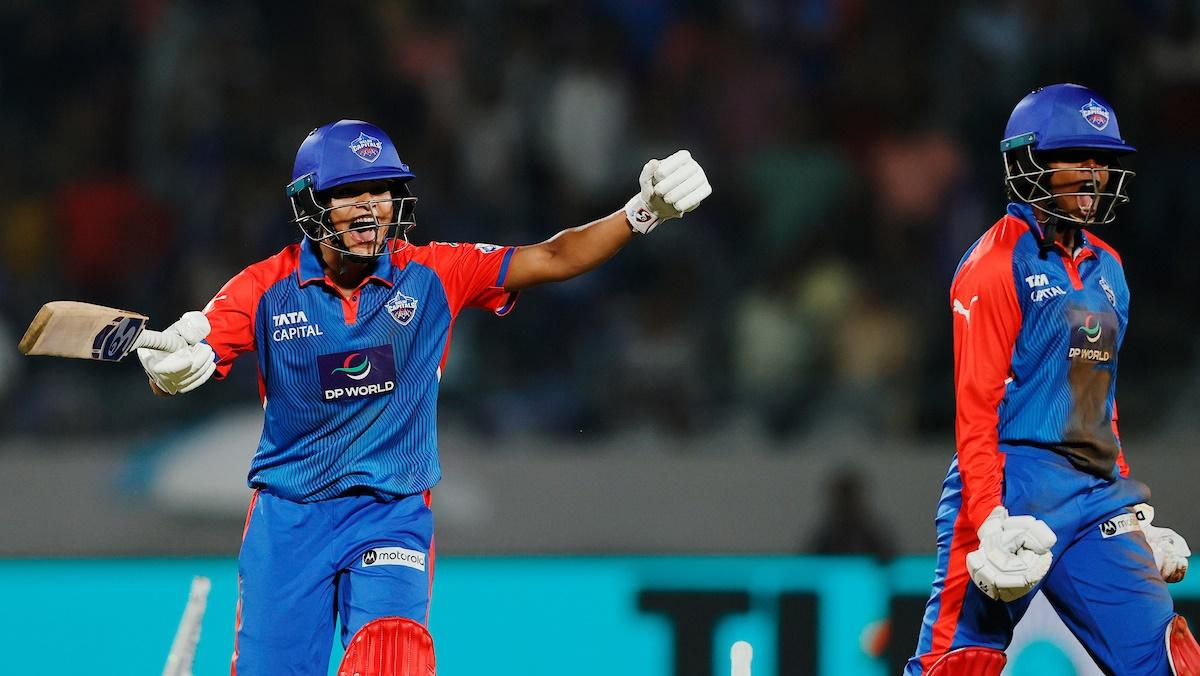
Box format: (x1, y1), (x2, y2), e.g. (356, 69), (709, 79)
(290, 119), (415, 191)
(286, 120), (418, 258)
(1001, 83), (1136, 155)
(1001, 84), (1136, 230)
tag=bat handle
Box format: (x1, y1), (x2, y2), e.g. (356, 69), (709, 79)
(135, 329), (190, 353)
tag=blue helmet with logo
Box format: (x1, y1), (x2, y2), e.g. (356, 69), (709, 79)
(286, 120), (417, 258)
(1001, 84), (1135, 228)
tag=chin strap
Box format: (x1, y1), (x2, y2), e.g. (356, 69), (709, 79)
(1032, 213), (1085, 260)
(1034, 213), (1063, 259)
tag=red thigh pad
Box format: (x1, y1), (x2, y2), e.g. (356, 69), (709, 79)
(1169, 615), (1200, 676)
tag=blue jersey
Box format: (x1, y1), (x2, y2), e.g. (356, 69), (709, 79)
(906, 205), (1168, 676)
(949, 202), (1130, 530)
(203, 239), (517, 501)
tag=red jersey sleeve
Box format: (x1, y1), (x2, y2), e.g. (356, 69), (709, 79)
(420, 242), (518, 316)
(203, 272), (257, 380)
(202, 245), (298, 379)
(951, 225), (1024, 530)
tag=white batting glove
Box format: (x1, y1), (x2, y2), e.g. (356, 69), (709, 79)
(966, 506), (1057, 602)
(624, 150), (712, 234)
(1134, 503), (1191, 583)
(137, 311), (216, 395)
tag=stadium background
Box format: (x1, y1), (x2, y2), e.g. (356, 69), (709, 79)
(1, 1), (1199, 674)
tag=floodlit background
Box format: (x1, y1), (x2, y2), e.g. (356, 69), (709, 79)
(1, 1), (1198, 674)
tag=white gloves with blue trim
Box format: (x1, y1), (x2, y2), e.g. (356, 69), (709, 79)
(1135, 503), (1191, 583)
(624, 150), (712, 234)
(967, 506), (1058, 602)
(137, 311), (216, 395)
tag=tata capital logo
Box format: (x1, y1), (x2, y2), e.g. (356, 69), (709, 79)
(1079, 98), (1110, 131)
(332, 353), (372, 380)
(1078, 314), (1102, 343)
(349, 132), (383, 163)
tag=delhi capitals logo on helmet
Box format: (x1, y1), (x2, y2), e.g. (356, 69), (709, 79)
(1078, 314), (1103, 343)
(349, 132), (383, 163)
(332, 353), (372, 380)
(1079, 98), (1110, 131)
(386, 290), (418, 326)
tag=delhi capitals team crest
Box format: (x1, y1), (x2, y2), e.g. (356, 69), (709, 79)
(386, 290), (418, 325)
(1079, 98), (1110, 131)
(349, 132), (383, 163)
(1099, 276), (1117, 308)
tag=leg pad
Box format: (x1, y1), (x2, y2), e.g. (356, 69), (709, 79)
(1169, 615), (1200, 676)
(925, 646), (1006, 676)
(337, 617), (436, 676)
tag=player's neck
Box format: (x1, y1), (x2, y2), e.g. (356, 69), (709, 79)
(319, 247), (374, 298)
(1055, 228), (1078, 251)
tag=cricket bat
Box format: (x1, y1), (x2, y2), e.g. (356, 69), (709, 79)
(17, 301), (188, 362)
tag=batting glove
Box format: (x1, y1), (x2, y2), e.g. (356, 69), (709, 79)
(1135, 503), (1191, 583)
(966, 506), (1057, 602)
(137, 311), (216, 395)
(624, 150), (712, 234)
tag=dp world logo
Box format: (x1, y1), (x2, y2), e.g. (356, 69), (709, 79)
(317, 345), (396, 401)
(1078, 314), (1102, 343)
(1079, 98), (1110, 131)
(331, 353), (372, 380)
(349, 132), (383, 163)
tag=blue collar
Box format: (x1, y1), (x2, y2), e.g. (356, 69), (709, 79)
(297, 239), (396, 288)
(1007, 202), (1042, 239)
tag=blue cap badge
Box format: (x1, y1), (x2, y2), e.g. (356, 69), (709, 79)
(1079, 98), (1110, 131)
(349, 132), (383, 163)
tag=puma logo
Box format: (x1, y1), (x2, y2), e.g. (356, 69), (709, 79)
(953, 295), (979, 322)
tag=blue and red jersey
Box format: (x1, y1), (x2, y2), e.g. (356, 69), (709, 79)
(951, 203), (1130, 530)
(202, 238), (517, 502)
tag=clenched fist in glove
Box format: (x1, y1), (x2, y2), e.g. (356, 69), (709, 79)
(137, 311), (216, 395)
(624, 150), (712, 234)
(1134, 503), (1191, 583)
(966, 506), (1058, 602)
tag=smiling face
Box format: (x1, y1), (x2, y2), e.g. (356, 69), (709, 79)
(324, 179), (396, 257)
(1044, 155), (1111, 223)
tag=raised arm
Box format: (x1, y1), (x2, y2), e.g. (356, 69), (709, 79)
(503, 150), (711, 291)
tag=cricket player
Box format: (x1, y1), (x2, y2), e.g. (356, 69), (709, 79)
(134, 119), (712, 675)
(906, 84), (1199, 675)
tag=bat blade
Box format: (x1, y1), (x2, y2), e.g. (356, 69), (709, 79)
(19, 301), (151, 362)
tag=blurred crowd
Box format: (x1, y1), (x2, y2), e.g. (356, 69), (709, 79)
(1, 0), (1198, 445)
